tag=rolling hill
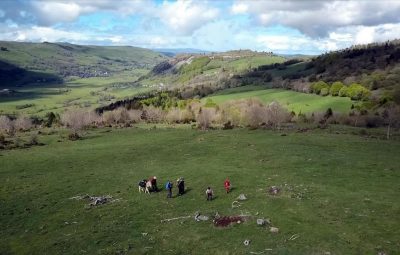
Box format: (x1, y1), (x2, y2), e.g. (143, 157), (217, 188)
(0, 41), (167, 88)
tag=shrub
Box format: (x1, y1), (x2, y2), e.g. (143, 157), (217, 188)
(114, 108), (130, 124)
(27, 134), (39, 145)
(61, 110), (92, 135)
(347, 83), (371, 100)
(338, 86), (348, 97)
(0, 115), (14, 135)
(0, 133), (5, 144)
(45, 112), (59, 127)
(204, 98), (217, 108)
(243, 100), (267, 128)
(324, 108), (333, 119)
(68, 132), (81, 141)
(142, 106), (165, 123)
(196, 107), (216, 130)
(166, 108), (181, 124)
(320, 88), (329, 96)
(128, 109), (142, 123)
(14, 116), (33, 131)
(102, 111), (116, 125)
(311, 81), (329, 94)
(14, 137), (24, 148)
(265, 101), (291, 129)
(329, 81), (344, 96)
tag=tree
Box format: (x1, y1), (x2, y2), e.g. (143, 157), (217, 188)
(382, 104), (400, 140)
(311, 81), (330, 95)
(196, 107), (215, 130)
(61, 110), (92, 138)
(320, 88), (329, 96)
(266, 101), (291, 129)
(14, 115), (33, 131)
(0, 115), (13, 135)
(347, 83), (371, 100)
(45, 112), (59, 127)
(338, 86), (348, 97)
(244, 100), (267, 129)
(329, 81), (344, 96)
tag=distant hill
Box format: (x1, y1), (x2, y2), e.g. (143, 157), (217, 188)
(153, 48), (211, 57)
(137, 50), (286, 92)
(0, 41), (167, 87)
(237, 41), (400, 105)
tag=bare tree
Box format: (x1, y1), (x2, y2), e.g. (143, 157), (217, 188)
(166, 108), (181, 124)
(128, 109), (142, 123)
(266, 101), (291, 129)
(102, 111), (116, 125)
(143, 106), (165, 123)
(61, 110), (92, 137)
(196, 107), (216, 130)
(243, 99), (268, 128)
(114, 107), (130, 124)
(14, 115), (33, 131)
(383, 104), (400, 140)
(0, 115), (14, 135)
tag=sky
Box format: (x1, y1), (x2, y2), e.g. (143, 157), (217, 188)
(0, 0), (400, 54)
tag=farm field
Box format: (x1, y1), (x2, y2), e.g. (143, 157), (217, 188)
(205, 85), (354, 114)
(1, 126), (399, 254)
(0, 72), (151, 116)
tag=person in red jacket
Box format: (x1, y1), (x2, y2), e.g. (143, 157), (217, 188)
(224, 178), (231, 193)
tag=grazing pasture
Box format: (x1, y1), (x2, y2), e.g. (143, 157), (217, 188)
(205, 85), (354, 114)
(1, 126), (399, 254)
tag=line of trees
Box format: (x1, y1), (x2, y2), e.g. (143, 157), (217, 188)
(310, 81), (371, 100)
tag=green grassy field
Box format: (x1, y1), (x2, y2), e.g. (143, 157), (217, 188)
(1, 126), (399, 254)
(205, 86), (354, 113)
(0, 72), (152, 116)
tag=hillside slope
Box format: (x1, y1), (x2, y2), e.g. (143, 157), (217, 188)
(136, 50), (285, 94)
(234, 41), (400, 107)
(0, 41), (167, 87)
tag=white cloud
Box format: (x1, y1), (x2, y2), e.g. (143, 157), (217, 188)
(26, 0), (218, 35)
(231, 3), (248, 15)
(32, 2), (84, 25)
(355, 26), (375, 45)
(29, 0), (154, 25)
(159, 0), (219, 35)
(232, 0), (400, 37)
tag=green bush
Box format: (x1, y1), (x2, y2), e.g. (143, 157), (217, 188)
(204, 98), (217, 108)
(330, 81), (344, 96)
(311, 81), (330, 94)
(338, 86), (348, 97)
(347, 83), (371, 100)
(320, 88), (329, 96)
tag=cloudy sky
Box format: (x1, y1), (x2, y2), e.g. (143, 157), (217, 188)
(0, 0), (400, 54)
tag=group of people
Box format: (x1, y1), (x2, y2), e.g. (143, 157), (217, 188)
(165, 177), (185, 198)
(206, 178), (231, 201)
(139, 176), (231, 201)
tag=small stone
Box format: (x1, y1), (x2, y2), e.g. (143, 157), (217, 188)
(257, 219), (265, 226)
(237, 194), (247, 200)
(270, 227), (279, 233)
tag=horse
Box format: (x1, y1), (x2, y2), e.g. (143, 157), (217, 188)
(138, 179), (149, 193)
(145, 180), (153, 193)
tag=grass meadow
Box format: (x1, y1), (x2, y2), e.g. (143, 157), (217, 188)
(1, 126), (399, 254)
(205, 86), (354, 114)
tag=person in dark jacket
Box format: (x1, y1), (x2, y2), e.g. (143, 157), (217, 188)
(206, 187), (213, 201)
(150, 176), (158, 192)
(177, 177), (185, 195)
